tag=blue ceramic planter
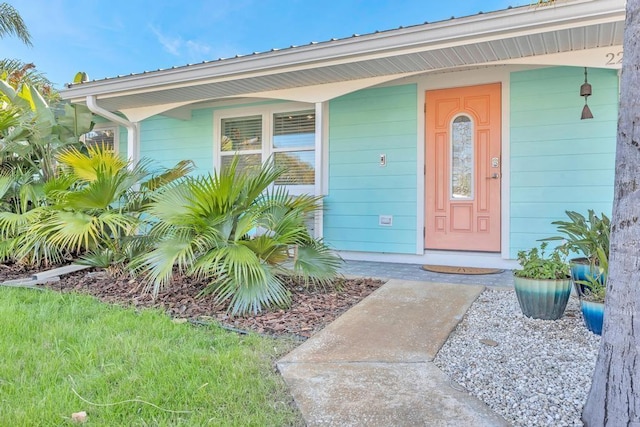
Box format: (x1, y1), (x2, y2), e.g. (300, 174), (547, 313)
(570, 260), (605, 297)
(513, 277), (572, 320)
(580, 300), (604, 335)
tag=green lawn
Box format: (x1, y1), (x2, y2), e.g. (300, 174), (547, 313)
(0, 287), (302, 426)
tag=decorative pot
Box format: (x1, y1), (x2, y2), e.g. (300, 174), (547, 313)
(569, 259), (605, 297)
(513, 277), (572, 320)
(580, 299), (604, 335)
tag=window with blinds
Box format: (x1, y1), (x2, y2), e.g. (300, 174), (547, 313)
(83, 128), (116, 152)
(273, 111), (315, 186)
(221, 116), (262, 152)
(273, 111), (315, 148)
(216, 107), (316, 191)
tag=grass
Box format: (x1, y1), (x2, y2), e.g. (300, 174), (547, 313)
(0, 287), (302, 426)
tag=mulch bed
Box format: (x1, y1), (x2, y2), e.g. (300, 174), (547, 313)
(0, 263), (385, 339)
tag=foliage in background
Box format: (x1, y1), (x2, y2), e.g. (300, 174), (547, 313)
(0, 78), (93, 182)
(0, 77), (94, 263)
(1, 59), (58, 103)
(135, 156), (342, 315)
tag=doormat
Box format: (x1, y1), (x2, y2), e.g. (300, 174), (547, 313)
(421, 265), (504, 275)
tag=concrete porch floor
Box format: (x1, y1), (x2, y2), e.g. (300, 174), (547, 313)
(339, 259), (514, 287)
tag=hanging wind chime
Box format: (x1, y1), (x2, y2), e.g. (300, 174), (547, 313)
(580, 67), (594, 120)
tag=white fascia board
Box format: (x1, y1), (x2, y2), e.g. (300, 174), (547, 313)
(501, 45), (625, 69)
(61, 0), (625, 102)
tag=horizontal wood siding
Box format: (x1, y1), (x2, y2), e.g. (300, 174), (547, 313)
(509, 66), (618, 257)
(118, 127), (127, 155)
(139, 108), (214, 175)
(324, 84), (418, 253)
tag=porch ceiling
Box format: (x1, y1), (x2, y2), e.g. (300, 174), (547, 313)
(61, 0), (625, 113)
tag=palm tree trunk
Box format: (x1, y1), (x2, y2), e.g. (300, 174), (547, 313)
(582, 1), (640, 425)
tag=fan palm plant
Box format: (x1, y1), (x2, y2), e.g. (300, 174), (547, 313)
(135, 156), (342, 315)
(13, 145), (193, 268)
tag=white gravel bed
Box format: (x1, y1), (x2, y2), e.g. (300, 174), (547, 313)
(434, 288), (601, 427)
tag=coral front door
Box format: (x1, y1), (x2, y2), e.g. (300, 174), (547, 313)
(425, 83), (501, 252)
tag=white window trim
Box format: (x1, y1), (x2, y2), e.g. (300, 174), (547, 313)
(82, 123), (120, 154)
(213, 102), (316, 196)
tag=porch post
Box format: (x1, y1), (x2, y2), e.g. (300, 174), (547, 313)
(314, 102), (325, 239)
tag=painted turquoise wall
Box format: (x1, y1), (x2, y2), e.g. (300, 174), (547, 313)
(324, 84), (418, 254)
(139, 108), (214, 175)
(118, 127), (127, 155)
(509, 66), (618, 257)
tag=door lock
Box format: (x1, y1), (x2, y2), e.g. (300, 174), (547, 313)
(491, 157), (500, 168)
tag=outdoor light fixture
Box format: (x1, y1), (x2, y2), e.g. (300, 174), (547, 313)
(580, 67), (594, 120)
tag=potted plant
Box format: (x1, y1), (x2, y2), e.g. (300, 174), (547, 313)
(513, 242), (572, 320)
(541, 210), (610, 296)
(575, 246), (606, 335)
(542, 210), (609, 334)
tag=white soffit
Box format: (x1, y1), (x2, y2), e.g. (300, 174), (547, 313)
(238, 73), (425, 103)
(61, 0), (626, 112)
(120, 101), (194, 122)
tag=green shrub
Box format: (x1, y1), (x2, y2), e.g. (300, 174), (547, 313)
(514, 242), (570, 280)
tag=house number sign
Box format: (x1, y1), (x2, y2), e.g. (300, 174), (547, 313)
(605, 51), (623, 66)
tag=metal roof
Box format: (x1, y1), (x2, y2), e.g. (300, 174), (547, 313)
(60, 0), (626, 114)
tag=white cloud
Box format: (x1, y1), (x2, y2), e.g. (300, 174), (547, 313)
(150, 25), (212, 59)
(149, 25), (181, 56)
(185, 40), (212, 58)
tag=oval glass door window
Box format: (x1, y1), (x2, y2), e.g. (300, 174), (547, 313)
(450, 115), (474, 199)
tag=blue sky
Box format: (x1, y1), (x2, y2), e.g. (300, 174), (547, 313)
(1, 0), (528, 89)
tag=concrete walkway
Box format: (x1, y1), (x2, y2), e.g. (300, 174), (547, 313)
(277, 279), (508, 426)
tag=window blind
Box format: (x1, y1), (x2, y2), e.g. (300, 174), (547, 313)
(221, 115), (262, 151)
(273, 111), (315, 148)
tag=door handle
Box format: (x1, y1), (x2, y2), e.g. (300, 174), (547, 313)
(486, 173), (500, 179)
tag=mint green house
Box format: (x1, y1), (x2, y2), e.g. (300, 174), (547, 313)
(61, 0), (625, 269)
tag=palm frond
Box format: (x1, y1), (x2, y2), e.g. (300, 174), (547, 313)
(0, 210), (31, 238)
(0, 173), (12, 200)
(241, 235), (289, 265)
(62, 169), (130, 210)
(0, 236), (16, 262)
(142, 159), (195, 191)
(138, 232), (198, 295)
(0, 4), (32, 46)
(293, 240), (343, 286)
(145, 181), (194, 225)
(57, 145), (128, 182)
(204, 263), (291, 315)
(30, 210), (101, 253)
(78, 248), (121, 268)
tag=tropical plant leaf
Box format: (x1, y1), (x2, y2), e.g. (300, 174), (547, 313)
(137, 231), (201, 294)
(142, 159), (195, 191)
(293, 240), (343, 285)
(57, 145), (128, 182)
